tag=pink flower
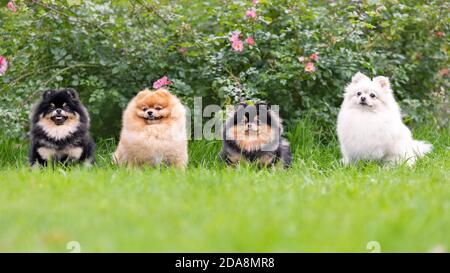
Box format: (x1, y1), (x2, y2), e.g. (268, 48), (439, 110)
(438, 68), (449, 78)
(230, 32), (244, 52)
(178, 47), (188, 55)
(304, 62), (316, 73)
(246, 36), (255, 46)
(298, 56), (305, 63)
(230, 32), (240, 43)
(7, 1), (16, 13)
(252, 0), (259, 5)
(153, 76), (173, 89)
(310, 53), (319, 61)
(435, 31), (445, 38)
(231, 40), (244, 52)
(246, 8), (257, 19)
(0, 56), (8, 75)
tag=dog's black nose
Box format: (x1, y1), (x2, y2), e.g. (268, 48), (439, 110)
(56, 109), (62, 114)
(360, 96), (366, 102)
(147, 110), (154, 116)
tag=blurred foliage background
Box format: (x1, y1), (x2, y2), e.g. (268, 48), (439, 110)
(0, 0), (448, 139)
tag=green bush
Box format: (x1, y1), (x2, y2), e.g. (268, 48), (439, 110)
(0, 0), (448, 139)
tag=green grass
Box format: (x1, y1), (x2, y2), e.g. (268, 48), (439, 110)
(0, 121), (449, 252)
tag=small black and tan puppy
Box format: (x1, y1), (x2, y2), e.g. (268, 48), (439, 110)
(29, 88), (95, 166)
(220, 103), (292, 168)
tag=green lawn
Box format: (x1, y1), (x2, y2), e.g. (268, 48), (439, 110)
(0, 121), (449, 252)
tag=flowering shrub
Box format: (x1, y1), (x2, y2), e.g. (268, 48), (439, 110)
(0, 0), (448, 138)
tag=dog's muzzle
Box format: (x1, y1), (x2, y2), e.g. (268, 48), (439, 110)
(51, 109), (68, 125)
(359, 97), (371, 107)
(246, 123), (259, 132)
(146, 111), (162, 121)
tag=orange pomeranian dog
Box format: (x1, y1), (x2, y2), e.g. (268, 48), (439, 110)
(113, 88), (188, 168)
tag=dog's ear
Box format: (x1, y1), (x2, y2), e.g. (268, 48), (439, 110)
(42, 89), (55, 99)
(255, 102), (270, 110)
(65, 88), (79, 100)
(235, 102), (247, 110)
(352, 72), (369, 84)
(255, 102), (270, 117)
(373, 76), (391, 92)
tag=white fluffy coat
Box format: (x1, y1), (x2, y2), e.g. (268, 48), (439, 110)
(337, 72), (432, 166)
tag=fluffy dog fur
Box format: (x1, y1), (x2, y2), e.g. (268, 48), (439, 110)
(29, 88), (95, 166)
(337, 72), (432, 166)
(220, 103), (292, 168)
(114, 88), (188, 168)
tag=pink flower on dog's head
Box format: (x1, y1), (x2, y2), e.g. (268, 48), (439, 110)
(246, 8), (257, 19)
(231, 40), (244, 52)
(7, 1), (17, 13)
(246, 36), (255, 46)
(153, 76), (173, 89)
(0, 56), (8, 75)
(310, 53), (319, 61)
(304, 62), (316, 73)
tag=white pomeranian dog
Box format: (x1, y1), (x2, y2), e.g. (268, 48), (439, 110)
(337, 72), (432, 166)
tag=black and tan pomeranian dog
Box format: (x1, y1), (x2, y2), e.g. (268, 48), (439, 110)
(220, 103), (292, 168)
(29, 88), (95, 167)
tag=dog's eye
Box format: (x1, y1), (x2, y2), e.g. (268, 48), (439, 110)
(155, 106), (162, 111)
(142, 107), (148, 111)
(370, 93), (376, 98)
(357, 92), (362, 96)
